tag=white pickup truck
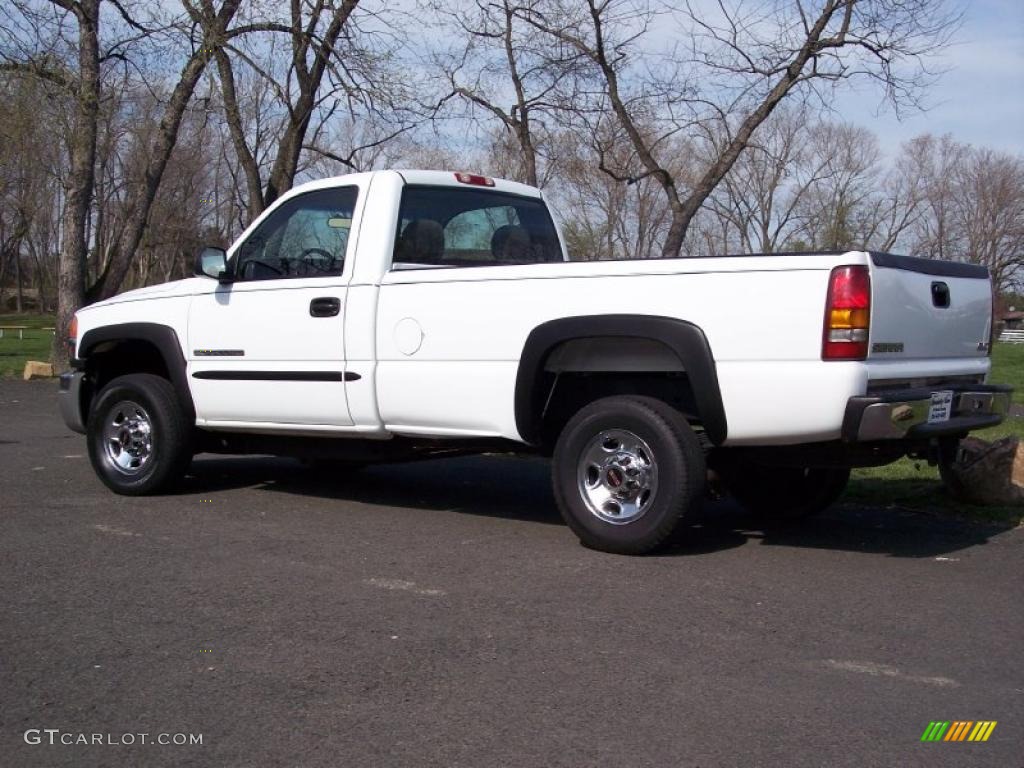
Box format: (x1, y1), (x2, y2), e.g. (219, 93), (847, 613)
(60, 170), (1012, 553)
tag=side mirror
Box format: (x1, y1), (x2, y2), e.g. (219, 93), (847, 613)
(194, 246), (232, 283)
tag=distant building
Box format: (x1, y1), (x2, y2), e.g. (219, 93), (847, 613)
(999, 310), (1023, 330)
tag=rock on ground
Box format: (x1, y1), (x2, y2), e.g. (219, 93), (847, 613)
(942, 436), (1024, 506)
(22, 361), (54, 380)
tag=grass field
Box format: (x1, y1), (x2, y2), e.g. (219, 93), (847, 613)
(0, 314), (56, 378)
(990, 342), (1024, 404)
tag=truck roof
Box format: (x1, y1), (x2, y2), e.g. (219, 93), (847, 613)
(286, 169), (543, 201)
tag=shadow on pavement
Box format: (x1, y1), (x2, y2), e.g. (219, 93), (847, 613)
(182, 454), (563, 527)
(181, 453), (1015, 559)
(664, 499), (1014, 559)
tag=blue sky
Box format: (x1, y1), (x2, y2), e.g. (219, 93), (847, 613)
(833, 0), (1024, 157)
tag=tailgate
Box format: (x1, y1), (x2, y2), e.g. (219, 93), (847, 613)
(868, 253), (992, 360)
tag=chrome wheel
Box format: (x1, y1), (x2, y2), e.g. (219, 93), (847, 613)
(102, 400), (154, 475)
(577, 429), (659, 524)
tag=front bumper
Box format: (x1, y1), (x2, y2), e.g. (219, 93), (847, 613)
(58, 371), (87, 434)
(842, 383), (1012, 442)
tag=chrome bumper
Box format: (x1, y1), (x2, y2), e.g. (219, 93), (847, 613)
(58, 371), (87, 434)
(843, 384), (1012, 442)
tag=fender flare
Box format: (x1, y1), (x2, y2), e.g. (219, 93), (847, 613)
(513, 315), (727, 445)
(78, 322), (195, 419)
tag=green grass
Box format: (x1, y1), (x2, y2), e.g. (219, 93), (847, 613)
(990, 342), (1024, 404)
(0, 313), (56, 329)
(847, 423), (1023, 526)
(0, 313), (56, 378)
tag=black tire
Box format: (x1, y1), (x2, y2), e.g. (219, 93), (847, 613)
(87, 373), (193, 495)
(725, 461), (850, 521)
(936, 438), (969, 502)
(552, 396), (705, 555)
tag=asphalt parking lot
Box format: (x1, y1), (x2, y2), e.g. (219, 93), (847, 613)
(1, 379), (1021, 767)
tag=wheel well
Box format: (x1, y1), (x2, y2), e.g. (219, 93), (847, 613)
(82, 340), (171, 416)
(540, 371), (702, 451)
(534, 335), (704, 452)
(87, 339), (170, 388)
(514, 316), (727, 448)
(78, 323), (195, 422)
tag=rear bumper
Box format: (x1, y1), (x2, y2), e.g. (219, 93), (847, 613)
(58, 371), (87, 434)
(842, 383), (1012, 442)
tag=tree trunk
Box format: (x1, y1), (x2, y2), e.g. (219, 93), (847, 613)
(28, 240), (49, 314)
(517, 115), (538, 188)
(53, 0), (101, 370)
(14, 247), (23, 313)
(214, 48), (264, 219)
(502, 0), (537, 187)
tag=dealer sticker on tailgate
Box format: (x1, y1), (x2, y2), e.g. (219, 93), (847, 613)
(928, 391), (954, 424)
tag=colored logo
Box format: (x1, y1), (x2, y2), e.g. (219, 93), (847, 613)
(921, 721), (997, 742)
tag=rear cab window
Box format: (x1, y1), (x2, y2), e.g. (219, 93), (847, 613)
(393, 186), (563, 268)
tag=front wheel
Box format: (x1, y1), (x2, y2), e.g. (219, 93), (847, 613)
(87, 374), (193, 495)
(552, 396), (706, 555)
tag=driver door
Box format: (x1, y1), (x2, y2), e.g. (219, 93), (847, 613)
(188, 186), (358, 427)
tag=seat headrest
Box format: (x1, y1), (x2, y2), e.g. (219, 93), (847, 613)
(398, 219), (444, 263)
(491, 225), (531, 262)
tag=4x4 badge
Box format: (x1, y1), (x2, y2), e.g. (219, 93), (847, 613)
(871, 342), (904, 354)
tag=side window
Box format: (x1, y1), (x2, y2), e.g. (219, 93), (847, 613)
(393, 186), (562, 267)
(234, 186), (358, 281)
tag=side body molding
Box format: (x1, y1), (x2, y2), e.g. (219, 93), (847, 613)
(514, 315), (727, 445)
(78, 322), (195, 419)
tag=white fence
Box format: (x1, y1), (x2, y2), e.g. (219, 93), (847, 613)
(998, 329), (1024, 344)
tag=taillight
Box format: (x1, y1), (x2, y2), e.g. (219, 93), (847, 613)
(454, 172), (495, 187)
(823, 265), (870, 360)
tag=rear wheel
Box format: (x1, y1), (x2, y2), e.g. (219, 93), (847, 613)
(936, 437), (970, 501)
(552, 396), (705, 554)
(724, 460), (849, 521)
(87, 374), (192, 495)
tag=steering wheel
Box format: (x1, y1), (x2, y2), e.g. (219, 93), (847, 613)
(299, 248), (338, 273)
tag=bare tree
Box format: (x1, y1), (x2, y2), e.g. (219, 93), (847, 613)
(520, 0), (960, 258)
(48, 0), (100, 363)
(212, 0), (420, 216)
(958, 149), (1024, 292)
(704, 106), (830, 253)
(897, 134), (1024, 291)
(2, 0), (252, 364)
(432, 0), (582, 187)
(547, 126), (674, 260)
(901, 133), (967, 262)
(213, 1), (362, 214)
(91, 0), (245, 301)
(789, 122), (881, 250)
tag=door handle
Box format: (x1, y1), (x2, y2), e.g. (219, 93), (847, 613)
(309, 297), (341, 317)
